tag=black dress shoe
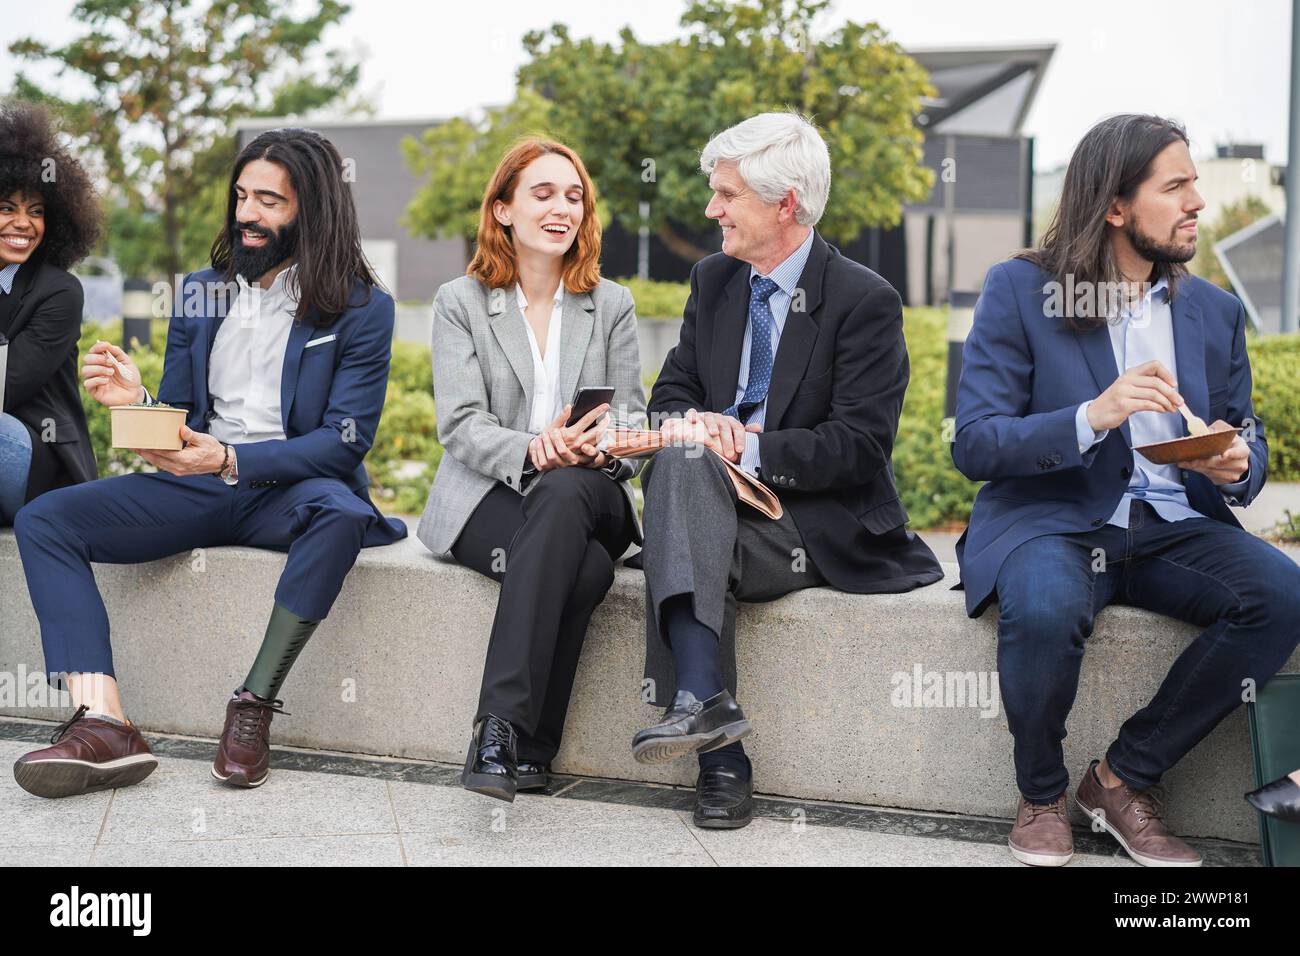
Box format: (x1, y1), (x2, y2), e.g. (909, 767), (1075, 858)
(1245, 773), (1300, 822)
(462, 714), (518, 803)
(632, 689), (752, 765)
(516, 760), (550, 792)
(694, 764), (754, 829)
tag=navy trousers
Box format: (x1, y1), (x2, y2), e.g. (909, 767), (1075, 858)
(14, 470), (380, 681)
(995, 499), (1300, 803)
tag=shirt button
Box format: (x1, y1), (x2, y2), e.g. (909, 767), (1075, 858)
(1121, 467), (1132, 478)
(1091, 518), (1105, 527)
(506, 476), (513, 486)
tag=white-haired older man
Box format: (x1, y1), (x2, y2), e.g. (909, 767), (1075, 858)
(631, 112), (942, 828)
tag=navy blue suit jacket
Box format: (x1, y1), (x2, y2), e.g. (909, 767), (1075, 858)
(156, 268), (406, 546)
(951, 258), (1267, 617)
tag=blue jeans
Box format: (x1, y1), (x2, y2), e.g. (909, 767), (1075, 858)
(0, 413), (32, 526)
(995, 499), (1300, 802)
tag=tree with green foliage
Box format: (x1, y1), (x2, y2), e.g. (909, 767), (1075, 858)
(402, 89), (555, 264)
(405, 0), (934, 265)
(9, 0), (367, 281)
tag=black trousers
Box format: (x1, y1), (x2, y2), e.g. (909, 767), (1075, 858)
(451, 466), (636, 763)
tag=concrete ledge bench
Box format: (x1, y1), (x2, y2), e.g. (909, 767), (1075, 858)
(2, 527), (1294, 845)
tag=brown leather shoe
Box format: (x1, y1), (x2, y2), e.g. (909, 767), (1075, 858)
(1007, 793), (1074, 866)
(13, 705), (158, 798)
(1075, 759), (1202, 867)
(211, 691), (287, 789)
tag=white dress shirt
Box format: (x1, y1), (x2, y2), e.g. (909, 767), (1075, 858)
(208, 265), (299, 445)
(517, 282), (564, 434)
(1076, 275), (1249, 528)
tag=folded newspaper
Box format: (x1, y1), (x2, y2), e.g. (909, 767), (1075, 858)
(601, 427), (783, 520)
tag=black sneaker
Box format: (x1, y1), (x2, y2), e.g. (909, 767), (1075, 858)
(631, 690), (751, 765)
(462, 714), (518, 802)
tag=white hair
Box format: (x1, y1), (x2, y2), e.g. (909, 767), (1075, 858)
(699, 111), (831, 226)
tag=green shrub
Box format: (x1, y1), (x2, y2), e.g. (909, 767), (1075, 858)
(619, 277), (690, 319)
(1250, 331), (1300, 482)
(895, 308), (977, 530)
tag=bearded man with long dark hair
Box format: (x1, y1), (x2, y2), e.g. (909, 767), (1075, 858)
(12, 128), (406, 798)
(951, 114), (1300, 867)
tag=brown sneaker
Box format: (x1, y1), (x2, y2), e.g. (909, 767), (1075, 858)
(1008, 794), (1074, 866)
(211, 691), (287, 789)
(13, 705), (158, 798)
(1075, 759), (1202, 867)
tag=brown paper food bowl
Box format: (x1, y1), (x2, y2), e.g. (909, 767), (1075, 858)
(110, 404), (187, 451)
(1133, 427), (1241, 465)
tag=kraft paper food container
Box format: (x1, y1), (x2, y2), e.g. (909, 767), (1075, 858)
(110, 403), (186, 451)
(1133, 427), (1242, 465)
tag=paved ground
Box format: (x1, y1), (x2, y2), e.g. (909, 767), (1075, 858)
(0, 719), (1260, 867)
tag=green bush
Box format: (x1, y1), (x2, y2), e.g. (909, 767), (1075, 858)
(894, 308), (976, 530)
(619, 277), (690, 319)
(1250, 331), (1300, 482)
(74, 318), (1300, 528)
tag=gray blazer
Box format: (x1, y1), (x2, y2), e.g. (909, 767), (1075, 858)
(416, 274), (647, 558)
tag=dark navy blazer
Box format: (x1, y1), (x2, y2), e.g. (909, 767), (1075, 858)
(156, 268), (406, 546)
(951, 258), (1267, 618)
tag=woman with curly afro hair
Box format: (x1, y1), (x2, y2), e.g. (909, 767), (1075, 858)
(0, 99), (102, 524)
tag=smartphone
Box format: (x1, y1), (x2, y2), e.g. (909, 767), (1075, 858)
(566, 385), (615, 428)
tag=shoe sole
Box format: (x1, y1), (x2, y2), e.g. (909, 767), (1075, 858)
(632, 719), (753, 765)
(694, 807), (754, 830)
(1074, 794), (1203, 867)
(1008, 840), (1073, 867)
(210, 765), (269, 788)
(516, 774), (548, 792)
(13, 753), (158, 799)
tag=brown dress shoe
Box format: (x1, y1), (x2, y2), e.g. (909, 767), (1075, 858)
(1008, 794), (1074, 866)
(211, 691), (287, 789)
(13, 705), (158, 798)
(1075, 759), (1202, 867)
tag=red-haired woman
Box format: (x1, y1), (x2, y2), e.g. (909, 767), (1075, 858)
(416, 139), (646, 802)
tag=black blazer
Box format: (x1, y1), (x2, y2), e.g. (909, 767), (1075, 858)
(649, 231), (942, 593)
(0, 260), (97, 502)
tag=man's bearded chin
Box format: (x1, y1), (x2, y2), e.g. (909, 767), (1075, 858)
(229, 218), (300, 282)
(1125, 214), (1196, 265)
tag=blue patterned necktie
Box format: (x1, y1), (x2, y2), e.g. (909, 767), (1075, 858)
(725, 275), (780, 422)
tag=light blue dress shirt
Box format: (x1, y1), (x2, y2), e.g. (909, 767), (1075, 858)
(0, 263), (18, 295)
(1074, 276), (1249, 528)
(736, 228), (815, 476)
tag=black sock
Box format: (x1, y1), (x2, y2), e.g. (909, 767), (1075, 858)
(700, 741), (751, 779)
(663, 593), (723, 700)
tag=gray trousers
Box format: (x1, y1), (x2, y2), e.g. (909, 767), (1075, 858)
(640, 445), (825, 707)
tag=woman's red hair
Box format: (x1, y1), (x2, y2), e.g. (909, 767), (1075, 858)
(467, 138), (602, 293)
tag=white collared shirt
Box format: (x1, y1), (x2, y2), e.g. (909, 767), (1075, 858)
(208, 265), (299, 445)
(517, 282), (564, 434)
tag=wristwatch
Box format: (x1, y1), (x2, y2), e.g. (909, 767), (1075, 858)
(219, 443), (239, 486)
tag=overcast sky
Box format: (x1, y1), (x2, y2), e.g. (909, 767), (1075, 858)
(3, 0), (1293, 170)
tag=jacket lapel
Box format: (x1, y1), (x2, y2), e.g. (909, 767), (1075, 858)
(557, 288), (595, 408)
(1170, 289), (1207, 431)
(710, 265), (752, 411)
(1074, 318), (1130, 446)
(279, 318), (315, 430)
(764, 234), (827, 429)
(487, 286), (535, 400)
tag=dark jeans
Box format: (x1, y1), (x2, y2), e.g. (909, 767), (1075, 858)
(451, 467), (635, 764)
(995, 499), (1300, 802)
